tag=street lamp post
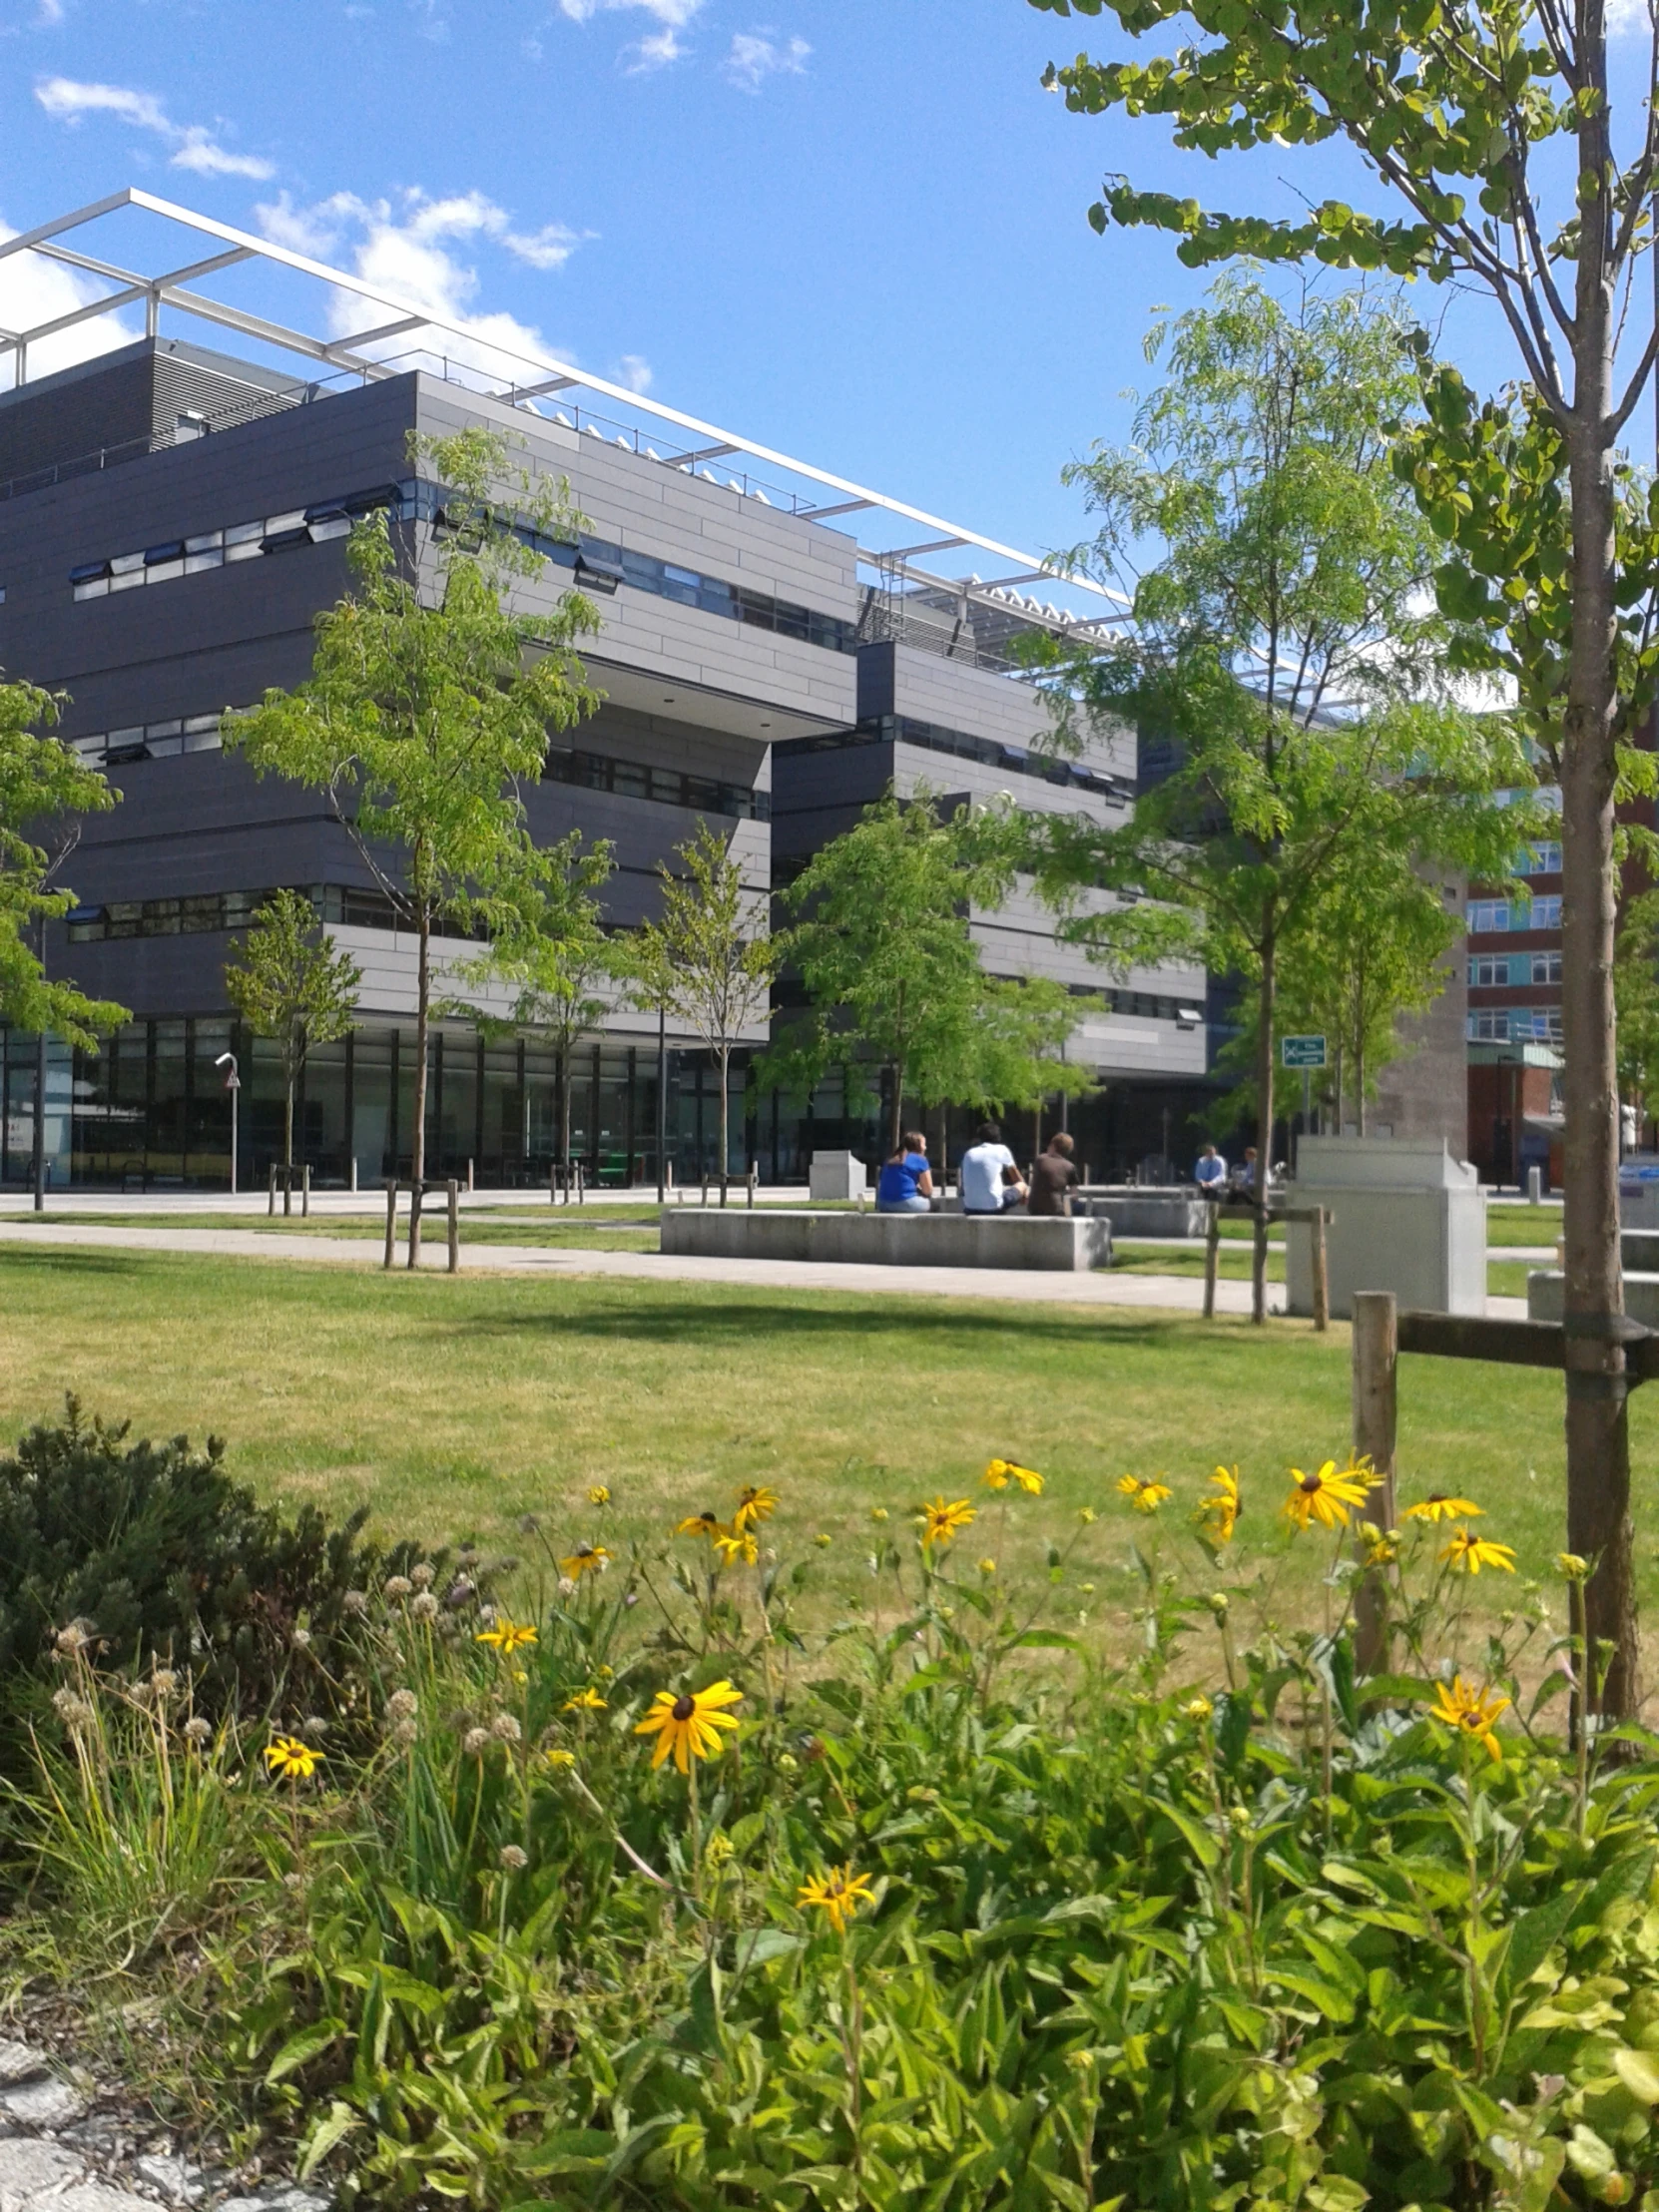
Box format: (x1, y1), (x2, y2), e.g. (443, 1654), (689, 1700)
(216, 1051), (240, 1196)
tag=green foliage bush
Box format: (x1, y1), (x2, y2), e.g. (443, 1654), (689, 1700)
(0, 1397), (456, 1762)
(15, 1444), (1659, 2212)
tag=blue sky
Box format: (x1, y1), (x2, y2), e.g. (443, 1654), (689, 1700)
(0, 0), (1647, 569)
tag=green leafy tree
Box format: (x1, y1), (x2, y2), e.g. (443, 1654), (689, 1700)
(455, 833), (617, 1184)
(1275, 849), (1463, 1135)
(223, 888), (362, 1185)
(1019, 281), (1527, 1321)
(1028, 0), (1659, 1712)
(1616, 887), (1659, 1141)
(229, 426), (598, 1256)
(635, 821), (775, 1205)
(772, 788), (1090, 1152)
(0, 676), (127, 1045)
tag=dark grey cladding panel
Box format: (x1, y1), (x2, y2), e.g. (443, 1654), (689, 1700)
(43, 926), (245, 1020)
(55, 630), (323, 737)
(770, 803), (873, 859)
(0, 373), (418, 693)
(770, 738), (894, 824)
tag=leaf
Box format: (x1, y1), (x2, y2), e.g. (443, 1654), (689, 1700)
(1613, 2046), (1659, 2103)
(265, 2018), (345, 2086)
(1500, 1884), (1585, 2000)
(296, 2099), (357, 2181)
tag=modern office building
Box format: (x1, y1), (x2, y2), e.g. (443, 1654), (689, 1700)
(0, 190), (1212, 1191)
(1463, 808), (1564, 1188)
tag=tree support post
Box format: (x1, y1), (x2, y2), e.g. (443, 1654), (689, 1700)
(301, 1164), (310, 1220)
(1202, 1201), (1220, 1321)
(447, 1179), (459, 1275)
(1311, 1208), (1330, 1335)
(382, 1179), (396, 1271)
(1352, 1291), (1398, 1676)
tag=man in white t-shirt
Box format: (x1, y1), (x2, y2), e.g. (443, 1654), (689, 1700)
(959, 1121), (1027, 1215)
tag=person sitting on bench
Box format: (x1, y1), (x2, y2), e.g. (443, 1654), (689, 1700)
(960, 1122), (1027, 1215)
(875, 1131), (934, 1214)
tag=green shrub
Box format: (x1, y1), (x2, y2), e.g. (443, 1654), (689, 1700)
(18, 1451), (1659, 2212)
(0, 1397), (462, 1765)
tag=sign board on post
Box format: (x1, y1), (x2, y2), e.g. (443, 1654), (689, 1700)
(1281, 1034), (1328, 1069)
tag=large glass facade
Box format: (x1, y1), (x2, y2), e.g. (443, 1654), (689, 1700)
(0, 1019), (767, 1191)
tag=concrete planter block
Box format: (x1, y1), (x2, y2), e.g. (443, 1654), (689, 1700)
(808, 1151), (866, 1203)
(1286, 1137), (1486, 1321)
(1528, 1270), (1659, 1328)
(660, 1208), (1112, 1271)
(1080, 1188), (1211, 1239)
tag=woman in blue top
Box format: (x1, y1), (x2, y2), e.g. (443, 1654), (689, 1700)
(875, 1130), (934, 1213)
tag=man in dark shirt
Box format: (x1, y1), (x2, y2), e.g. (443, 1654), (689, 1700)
(1028, 1130), (1081, 1216)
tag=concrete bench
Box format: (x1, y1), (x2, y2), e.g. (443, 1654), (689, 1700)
(660, 1207), (1113, 1272)
(1529, 1270), (1659, 1327)
(1077, 1187), (1211, 1239)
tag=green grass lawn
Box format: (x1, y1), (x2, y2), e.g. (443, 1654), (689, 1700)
(7, 1207), (663, 1252)
(1486, 1204), (1563, 1248)
(0, 1243), (1644, 1637)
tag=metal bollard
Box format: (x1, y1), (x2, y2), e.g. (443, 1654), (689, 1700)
(383, 1179), (397, 1270)
(467, 1157), (475, 1194)
(301, 1163), (311, 1219)
(268, 1164), (277, 1218)
(447, 1178), (459, 1274)
(1528, 1164), (1543, 1204)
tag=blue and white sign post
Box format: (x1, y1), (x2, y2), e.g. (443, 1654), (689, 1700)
(1282, 1034), (1327, 1138)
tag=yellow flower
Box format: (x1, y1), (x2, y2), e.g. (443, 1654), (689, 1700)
(1117, 1474), (1172, 1514)
(587, 1484), (611, 1506)
(1183, 1696), (1213, 1722)
(563, 1687), (607, 1712)
(919, 1496), (976, 1548)
(264, 1735), (320, 1782)
(984, 1459), (1043, 1494)
(1430, 1675), (1511, 1761)
(1441, 1526), (1516, 1576)
(870, 1506), (889, 1524)
(675, 1510), (720, 1539)
(559, 1544), (611, 1580)
(712, 1523), (759, 1568)
(1283, 1460), (1376, 1533)
(1196, 1465), (1241, 1544)
(1557, 1552), (1589, 1581)
(1077, 1505), (1096, 1525)
(798, 1863), (876, 1935)
(476, 1615), (538, 1655)
(977, 1556), (997, 1576)
(734, 1485), (779, 1531)
(1360, 1521), (1399, 1568)
(813, 1532), (832, 1548)
(545, 1748), (576, 1769)
(1404, 1493), (1484, 1523)
(634, 1680), (744, 1773)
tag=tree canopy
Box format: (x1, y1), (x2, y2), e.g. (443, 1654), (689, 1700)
(224, 889), (361, 1181)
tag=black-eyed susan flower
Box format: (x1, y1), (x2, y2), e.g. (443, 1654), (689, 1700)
(1183, 1696), (1214, 1722)
(713, 1523), (758, 1567)
(264, 1735), (321, 1782)
(733, 1485), (778, 1531)
(984, 1458), (1043, 1494)
(1360, 1522), (1399, 1568)
(563, 1687), (607, 1712)
(560, 1544), (611, 1580)
(476, 1615), (538, 1655)
(1117, 1474), (1172, 1514)
(545, 1748), (576, 1769)
(1404, 1493), (1484, 1523)
(1196, 1465), (1241, 1544)
(587, 1484), (611, 1506)
(977, 1556), (997, 1576)
(675, 1510), (720, 1539)
(919, 1496), (976, 1547)
(1430, 1675), (1511, 1760)
(1282, 1460), (1376, 1533)
(798, 1864), (876, 1935)
(634, 1680), (744, 1772)
(1441, 1526), (1516, 1575)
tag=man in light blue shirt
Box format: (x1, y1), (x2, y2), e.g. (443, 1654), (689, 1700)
(960, 1122), (1027, 1215)
(1195, 1143), (1227, 1191)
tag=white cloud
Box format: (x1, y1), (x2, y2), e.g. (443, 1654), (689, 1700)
(35, 0), (66, 25)
(0, 214), (140, 393)
(254, 188), (594, 386)
(558, 0), (701, 23)
(723, 30), (809, 91)
(622, 26), (688, 69)
(34, 76), (274, 179)
(616, 353), (652, 392)
(1607, 0), (1652, 34)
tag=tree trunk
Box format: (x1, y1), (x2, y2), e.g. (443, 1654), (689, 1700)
(559, 1046), (572, 1205)
(409, 909), (429, 1267)
(1560, 130), (1639, 1718)
(1354, 988), (1367, 1139)
(718, 1042), (731, 1206)
(888, 1061), (904, 1153)
(1253, 920), (1276, 1325)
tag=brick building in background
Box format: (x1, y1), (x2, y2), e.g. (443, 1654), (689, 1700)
(1464, 811), (1563, 1189)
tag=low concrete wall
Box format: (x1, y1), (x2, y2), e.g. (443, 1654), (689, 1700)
(1529, 1270), (1659, 1326)
(1079, 1188), (1210, 1240)
(660, 1207), (1113, 1272)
